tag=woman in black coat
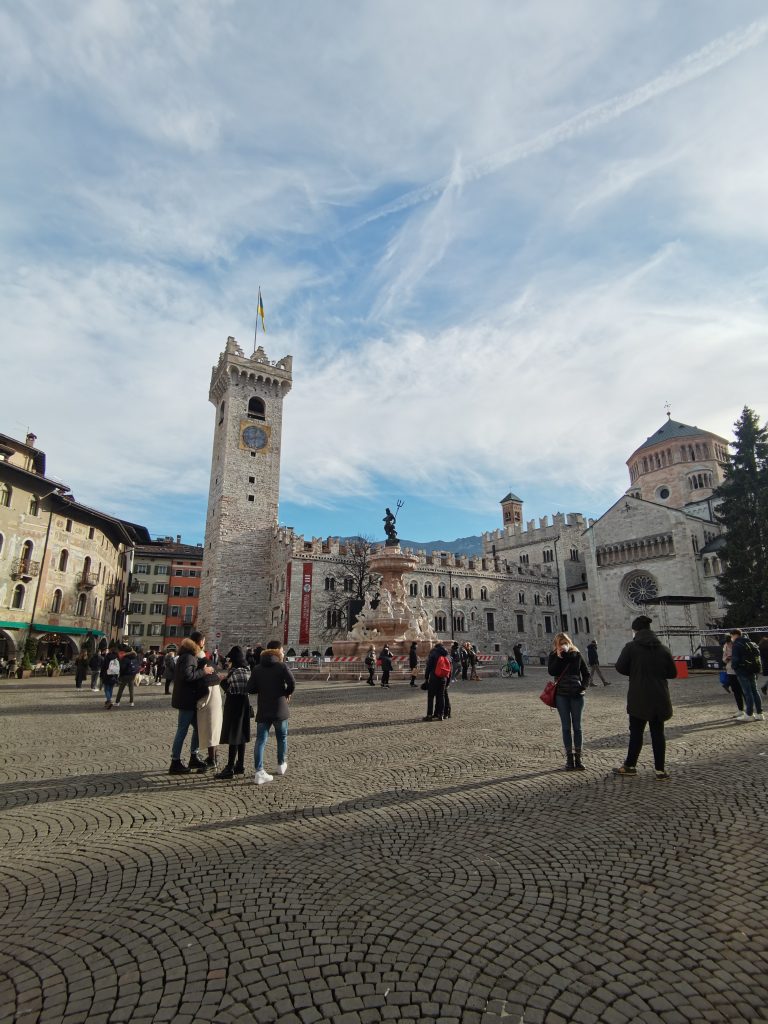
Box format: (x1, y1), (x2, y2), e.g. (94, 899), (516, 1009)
(215, 646), (252, 779)
(547, 632), (590, 771)
(613, 615), (677, 779)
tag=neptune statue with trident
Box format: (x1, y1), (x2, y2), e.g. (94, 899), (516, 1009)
(383, 501), (404, 547)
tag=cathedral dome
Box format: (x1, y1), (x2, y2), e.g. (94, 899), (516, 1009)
(626, 417), (729, 509)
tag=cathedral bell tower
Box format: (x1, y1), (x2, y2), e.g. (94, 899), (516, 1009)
(198, 337), (292, 651)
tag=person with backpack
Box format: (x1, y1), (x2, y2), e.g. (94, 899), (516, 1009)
(379, 645), (393, 688)
(114, 643), (139, 708)
(364, 645), (376, 686)
(101, 642), (120, 709)
(730, 628), (764, 722)
(423, 641), (451, 721)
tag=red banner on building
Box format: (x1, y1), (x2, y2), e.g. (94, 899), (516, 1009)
(298, 562), (313, 646)
(283, 562), (292, 645)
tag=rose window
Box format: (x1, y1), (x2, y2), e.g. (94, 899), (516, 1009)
(623, 572), (658, 608)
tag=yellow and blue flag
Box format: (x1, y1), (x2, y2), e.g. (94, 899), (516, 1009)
(257, 288), (266, 334)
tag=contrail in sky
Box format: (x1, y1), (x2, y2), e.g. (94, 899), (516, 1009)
(346, 16), (768, 233)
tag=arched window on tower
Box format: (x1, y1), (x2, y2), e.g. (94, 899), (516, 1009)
(58, 550), (69, 572)
(424, 582), (433, 598)
(12, 584), (25, 609)
(324, 576), (336, 591)
(76, 593), (87, 616)
(51, 589), (62, 613)
(247, 397), (266, 420)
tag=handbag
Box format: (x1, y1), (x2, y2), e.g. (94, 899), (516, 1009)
(540, 665), (568, 708)
(719, 669), (729, 687)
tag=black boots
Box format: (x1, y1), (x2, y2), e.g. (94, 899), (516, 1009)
(565, 751), (575, 771)
(574, 749), (585, 771)
(189, 753), (208, 772)
(168, 760), (191, 775)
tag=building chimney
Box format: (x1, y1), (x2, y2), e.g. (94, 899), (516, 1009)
(25, 432), (37, 448)
(176, 535), (181, 544)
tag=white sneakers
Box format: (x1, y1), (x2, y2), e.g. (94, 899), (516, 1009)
(754, 712), (765, 721)
(254, 763), (288, 784)
(735, 712), (754, 722)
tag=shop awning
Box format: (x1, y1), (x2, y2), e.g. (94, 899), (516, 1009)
(31, 625), (106, 637)
(0, 621), (27, 630)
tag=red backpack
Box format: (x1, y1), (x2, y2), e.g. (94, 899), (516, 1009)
(434, 654), (451, 679)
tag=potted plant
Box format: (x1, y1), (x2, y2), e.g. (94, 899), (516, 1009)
(46, 655), (60, 677)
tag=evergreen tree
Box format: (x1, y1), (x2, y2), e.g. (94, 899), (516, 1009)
(714, 406), (768, 625)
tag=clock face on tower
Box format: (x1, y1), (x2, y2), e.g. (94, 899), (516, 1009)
(239, 420), (271, 452)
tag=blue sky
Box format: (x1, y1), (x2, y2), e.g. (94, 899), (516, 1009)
(2, 0), (768, 546)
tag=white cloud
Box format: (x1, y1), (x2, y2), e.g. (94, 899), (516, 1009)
(2, 0), (768, 541)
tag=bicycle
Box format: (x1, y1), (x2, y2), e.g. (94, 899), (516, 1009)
(500, 662), (520, 679)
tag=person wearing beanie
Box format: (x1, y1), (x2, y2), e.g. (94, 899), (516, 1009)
(613, 615), (677, 780)
(215, 646), (253, 779)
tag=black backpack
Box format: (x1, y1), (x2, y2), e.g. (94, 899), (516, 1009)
(743, 640), (761, 674)
(122, 653), (140, 677)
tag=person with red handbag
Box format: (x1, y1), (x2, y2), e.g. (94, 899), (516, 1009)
(547, 633), (590, 771)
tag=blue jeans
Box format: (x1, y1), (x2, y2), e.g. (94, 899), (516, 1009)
(736, 672), (762, 716)
(555, 694), (584, 752)
(254, 719), (288, 771)
(103, 680), (115, 702)
(172, 708), (200, 761)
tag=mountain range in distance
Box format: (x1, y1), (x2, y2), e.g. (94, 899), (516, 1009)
(354, 535), (485, 556)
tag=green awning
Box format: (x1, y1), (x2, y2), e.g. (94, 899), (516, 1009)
(31, 625), (106, 637)
(0, 621), (27, 630)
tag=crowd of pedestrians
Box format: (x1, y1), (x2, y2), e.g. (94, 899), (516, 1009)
(40, 612), (768, 786)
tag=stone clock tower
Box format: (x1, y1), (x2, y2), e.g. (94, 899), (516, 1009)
(198, 336), (292, 651)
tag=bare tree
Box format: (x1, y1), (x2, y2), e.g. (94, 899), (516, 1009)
(319, 536), (381, 642)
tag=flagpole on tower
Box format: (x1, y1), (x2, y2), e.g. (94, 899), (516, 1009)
(253, 287), (266, 354)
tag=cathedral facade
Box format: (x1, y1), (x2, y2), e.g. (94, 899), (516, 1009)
(199, 339), (728, 663)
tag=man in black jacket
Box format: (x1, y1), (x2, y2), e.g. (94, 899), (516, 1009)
(613, 615), (677, 780)
(586, 639), (609, 687)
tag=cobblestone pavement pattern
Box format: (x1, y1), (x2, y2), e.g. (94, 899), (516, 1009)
(1, 668), (767, 1024)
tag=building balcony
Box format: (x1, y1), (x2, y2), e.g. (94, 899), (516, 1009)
(78, 572), (98, 590)
(11, 559), (40, 582)
(105, 583), (122, 599)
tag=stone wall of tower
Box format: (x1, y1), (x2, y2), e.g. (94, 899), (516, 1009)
(198, 337), (292, 652)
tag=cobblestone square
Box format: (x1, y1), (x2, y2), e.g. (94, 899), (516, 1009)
(1, 668), (767, 1023)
